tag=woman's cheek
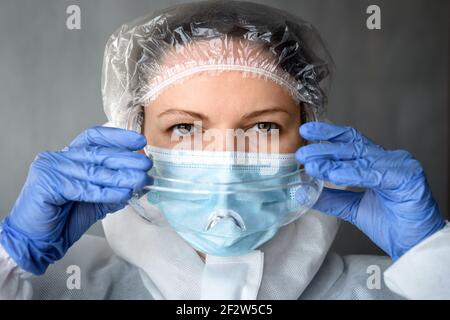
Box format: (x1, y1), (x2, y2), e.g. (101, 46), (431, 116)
(272, 130), (300, 153)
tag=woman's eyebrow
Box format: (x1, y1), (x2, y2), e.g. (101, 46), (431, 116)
(157, 109), (209, 120)
(241, 107), (291, 121)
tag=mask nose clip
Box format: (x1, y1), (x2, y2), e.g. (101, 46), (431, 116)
(205, 209), (246, 232)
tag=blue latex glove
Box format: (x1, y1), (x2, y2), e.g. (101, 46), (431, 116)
(296, 122), (445, 260)
(0, 127), (152, 274)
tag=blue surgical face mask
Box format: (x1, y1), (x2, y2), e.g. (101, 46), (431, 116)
(134, 146), (323, 257)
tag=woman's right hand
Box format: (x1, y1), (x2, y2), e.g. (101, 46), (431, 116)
(296, 122), (445, 261)
(0, 127), (152, 275)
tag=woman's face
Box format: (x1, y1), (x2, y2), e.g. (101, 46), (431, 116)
(143, 71), (303, 153)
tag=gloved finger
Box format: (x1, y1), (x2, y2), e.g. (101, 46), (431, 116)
(303, 159), (343, 181)
(58, 180), (133, 204)
(327, 149), (424, 190)
(35, 152), (150, 191)
(296, 142), (382, 164)
(304, 154), (419, 190)
(61, 146), (152, 171)
(304, 157), (381, 188)
(67, 202), (126, 235)
(68, 126), (147, 151)
(36, 170), (134, 205)
(311, 187), (363, 223)
(300, 122), (378, 147)
(327, 165), (383, 189)
(63, 201), (130, 248)
(357, 150), (424, 190)
(74, 166), (150, 192)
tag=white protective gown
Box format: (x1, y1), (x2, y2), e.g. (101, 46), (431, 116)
(0, 194), (449, 300)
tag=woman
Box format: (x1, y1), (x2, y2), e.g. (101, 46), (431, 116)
(0, 1), (448, 299)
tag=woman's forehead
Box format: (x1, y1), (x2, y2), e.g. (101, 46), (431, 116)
(146, 70), (299, 119)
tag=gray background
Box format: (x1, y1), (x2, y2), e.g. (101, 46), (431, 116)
(0, 0), (448, 256)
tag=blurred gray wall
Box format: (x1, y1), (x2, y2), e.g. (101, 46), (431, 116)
(0, 0), (448, 256)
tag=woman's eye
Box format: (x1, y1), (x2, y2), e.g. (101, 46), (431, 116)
(252, 122), (280, 133)
(172, 123), (197, 136)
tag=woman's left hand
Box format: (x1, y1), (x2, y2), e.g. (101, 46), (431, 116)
(296, 122), (445, 260)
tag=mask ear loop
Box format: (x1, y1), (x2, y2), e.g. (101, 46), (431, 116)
(298, 102), (311, 171)
(126, 105), (145, 133)
(129, 145), (155, 217)
(300, 102), (331, 192)
(125, 105), (151, 202)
